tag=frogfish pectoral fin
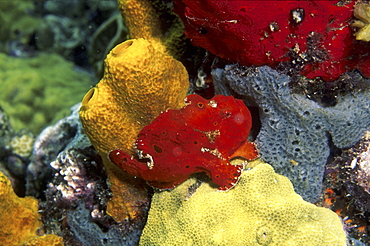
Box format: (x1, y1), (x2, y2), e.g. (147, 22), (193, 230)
(229, 141), (258, 161)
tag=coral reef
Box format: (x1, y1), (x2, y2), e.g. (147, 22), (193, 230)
(0, 171), (63, 246)
(34, 0), (122, 67)
(0, 52), (93, 135)
(47, 147), (107, 207)
(4, 129), (35, 195)
(4, 0), (367, 243)
(140, 162), (346, 245)
(0, 106), (14, 160)
(79, 38), (188, 222)
(322, 131), (370, 244)
(352, 2), (370, 42)
(109, 94), (257, 191)
(346, 131), (370, 203)
(26, 104), (86, 198)
(24, 103), (148, 245)
(174, 0), (370, 81)
(0, 107), (34, 196)
(43, 146), (146, 246)
(9, 130), (35, 159)
(0, 1), (41, 56)
(212, 65), (370, 202)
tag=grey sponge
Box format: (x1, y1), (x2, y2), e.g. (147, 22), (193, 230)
(212, 65), (370, 202)
(67, 203), (141, 246)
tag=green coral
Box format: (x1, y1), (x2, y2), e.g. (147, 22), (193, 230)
(140, 162), (346, 246)
(0, 1), (41, 49)
(0, 52), (93, 134)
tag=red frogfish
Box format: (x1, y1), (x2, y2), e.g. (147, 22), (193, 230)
(109, 94), (258, 190)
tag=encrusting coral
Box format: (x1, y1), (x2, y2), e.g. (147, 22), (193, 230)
(0, 171), (63, 246)
(8, 130), (35, 159)
(140, 161), (347, 246)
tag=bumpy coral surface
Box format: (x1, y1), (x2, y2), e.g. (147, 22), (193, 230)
(109, 94), (258, 191)
(0, 171), (63, 246)
(140, 162), (346, 246)
(174, 0), (370, 80)
(9, 131), (35, 158)
(212, 65), (370, 202)
(79, 38), (188, 221)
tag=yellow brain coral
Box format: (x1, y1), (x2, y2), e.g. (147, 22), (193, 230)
(140, 163), (346, 246)
(0, 171), (63, 246)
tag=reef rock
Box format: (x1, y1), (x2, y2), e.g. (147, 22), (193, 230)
(25, 103), (148, 245)
(334, 131), (370, 213)
(66, 203), (141, 246)
(26, 104), (84, 198)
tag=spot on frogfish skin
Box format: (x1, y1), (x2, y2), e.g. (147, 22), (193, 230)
(108, 94), (258, 190)
(233, 112), (246, 125)
(172, 146), (183, 156)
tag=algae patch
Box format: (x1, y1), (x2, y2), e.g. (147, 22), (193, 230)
(0, 52), (94, 134)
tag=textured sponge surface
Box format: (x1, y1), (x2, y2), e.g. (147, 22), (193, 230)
(212, 65), (370, 202)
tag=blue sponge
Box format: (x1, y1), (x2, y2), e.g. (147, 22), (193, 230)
(212, 65), (370, 202)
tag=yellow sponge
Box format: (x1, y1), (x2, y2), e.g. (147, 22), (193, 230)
(0, 171), (63, 246)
